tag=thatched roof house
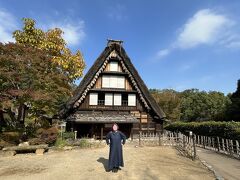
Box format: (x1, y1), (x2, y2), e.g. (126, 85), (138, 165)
(60, 40), (165, 139)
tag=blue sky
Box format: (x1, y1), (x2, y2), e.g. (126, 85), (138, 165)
(0, 0), (240, 94)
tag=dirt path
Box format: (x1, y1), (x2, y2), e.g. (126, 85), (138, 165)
(0, 145), (214, 180)
(197, 147), (240, 180)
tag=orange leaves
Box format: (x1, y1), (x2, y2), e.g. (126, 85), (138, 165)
(13, 18), (85, 82)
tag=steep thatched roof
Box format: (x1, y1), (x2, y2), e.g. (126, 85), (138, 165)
(60, 41), (166, 120)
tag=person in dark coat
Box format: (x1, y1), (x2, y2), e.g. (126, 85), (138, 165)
(106, 123), (126, 173)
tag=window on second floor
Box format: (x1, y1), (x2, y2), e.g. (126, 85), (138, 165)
(128, 94), (136, 106)
(105, 93), (113, 106)
(114, 94), (122, 106)
(89, 93), (98, 105)
(89, 92), (136, 107)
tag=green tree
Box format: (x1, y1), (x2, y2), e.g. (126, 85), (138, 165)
(13, 18), (85, 82)
(226, 79), (240, 121)
(180, 89), (230, 121)
(0, 43), (72, 128)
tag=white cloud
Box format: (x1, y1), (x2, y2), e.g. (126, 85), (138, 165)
(0, 8), (86, 46)
(156, 49), (170, 58)
(0, 9), (17, 43)
(176, 9), (231, 49)
(48, 20), (86, 46)
(156, 8), (240, 59)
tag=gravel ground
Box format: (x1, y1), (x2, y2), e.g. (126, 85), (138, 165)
(0, 145), (215, 180)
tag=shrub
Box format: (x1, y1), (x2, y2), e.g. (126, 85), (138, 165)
(165, 121), (240, 141)
(79, 138), (91, 148)
(0, 132), (21, 145)
(29, 127), (58, 145)
(62, 132), (75, 140)
(54, 138), (67, 148)
(40, 127), (58, 145)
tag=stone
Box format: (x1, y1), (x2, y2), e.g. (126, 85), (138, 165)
(63, 146), (73, 151)
(18, 142), (29, 146)
(35, 148), (45, 155)
(4, 150), (16, 156)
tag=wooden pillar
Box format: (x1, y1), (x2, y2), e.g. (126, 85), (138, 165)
(130, 125), (133, 141)
(101, 126), (103, 141)
(147, 122), (149, 135)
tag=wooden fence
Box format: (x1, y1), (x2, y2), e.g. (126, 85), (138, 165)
(194, 135), (240, 159)
(137, 130), (196, 160)
(136, 131), (240, 160)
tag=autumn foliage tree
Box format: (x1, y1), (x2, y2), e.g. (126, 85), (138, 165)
(0, 18), (85, 130)
(150, 89), (181, 121)
(13, 18), (85, 82)
(150, 88), (231, 122)
(0, 43), (72, 128)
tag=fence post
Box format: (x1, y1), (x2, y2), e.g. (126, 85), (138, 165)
(236, 140), (239, 157)
(203, 136), (206, 149)
(192, 134), (196, 161)
(183, 135), (186, 150)
(222, 139), (225, 152)
(200, 136), (203, 147)
(208, 137), (211, 149)
(74, 131), (77, 140)
(217, 137), (220, 152)
(159, 131), (162, 146)
(226, 139), (229, 154)
(212, 137), (215, 150)
(230, 140), (234, 155)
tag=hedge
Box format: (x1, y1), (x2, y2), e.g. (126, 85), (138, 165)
(165, 121), (240, 141)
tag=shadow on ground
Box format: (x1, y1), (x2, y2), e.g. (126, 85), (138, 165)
(97, 157), (108, 172)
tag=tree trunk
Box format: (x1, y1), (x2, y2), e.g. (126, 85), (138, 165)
(17, 104), (26, 126)
(0, 110), (6, 132)
(6, 109), (17, 127)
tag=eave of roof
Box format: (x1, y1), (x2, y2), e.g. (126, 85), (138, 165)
(67, 111), (138, 123)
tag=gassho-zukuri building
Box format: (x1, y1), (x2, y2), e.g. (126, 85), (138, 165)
(60, 40), (166, 139)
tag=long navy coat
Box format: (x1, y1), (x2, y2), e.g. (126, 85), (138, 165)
(106, 131), (126, 170)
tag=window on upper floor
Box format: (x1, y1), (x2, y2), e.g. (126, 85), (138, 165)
(128, 94), (136, 106)
(114, 94), (122, 106)
(89, 93), (98, 105)
(102, 75), (125, 88)
(105, 93), (113, 106)
(89, 92), (136, 107)
(109, 61), (118, 71)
